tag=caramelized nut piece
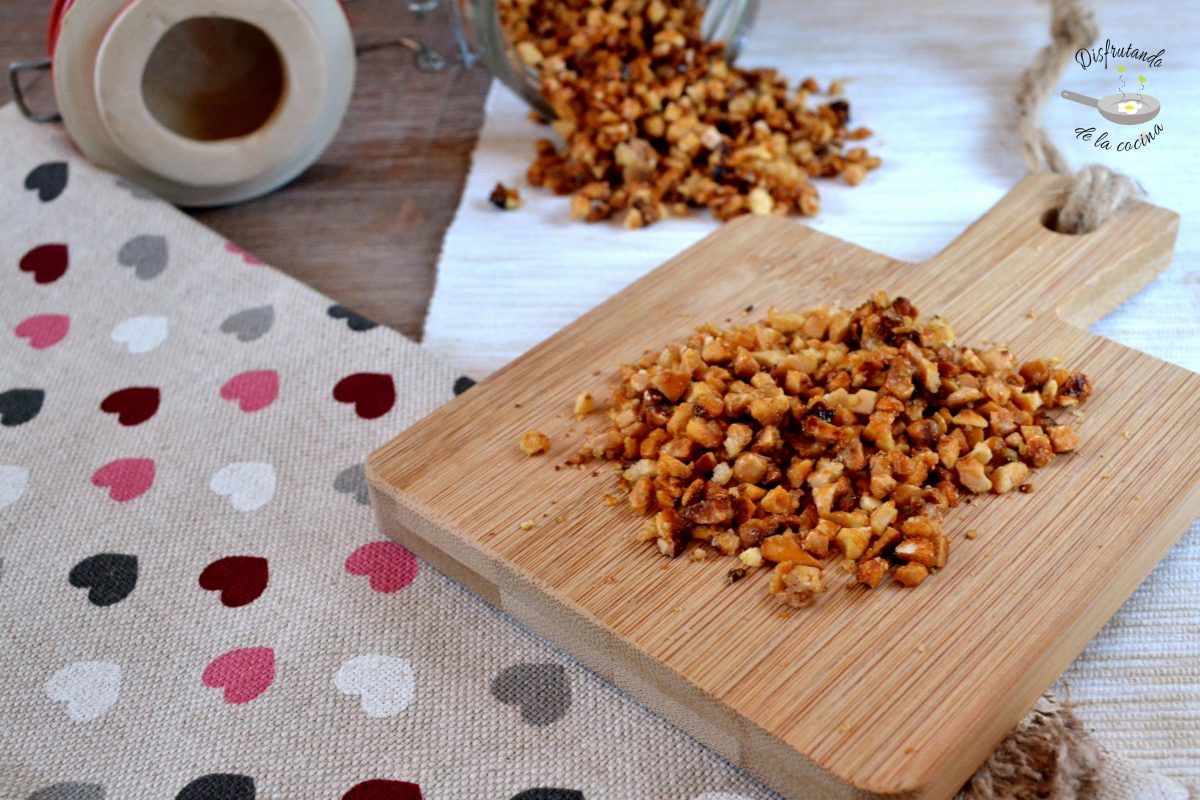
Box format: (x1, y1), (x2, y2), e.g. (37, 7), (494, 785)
(955, 458), (992, 494)
(749, 395), (790, 426)
(990, 461), (1030, 494)
(732, 452), (770, 484)
(856, 557), (889, 588)
(658, 453), (692, 479)
(629, 476), (654, 515)
(761, 533), (822, 568)
(574, 392), (595, 420)
(739, 547), (763, 569)
(894, 562), (929, 587)
(724, 423), (753, 457)
(835, 526), (871, 560)
(869, 500), (897, 534)
(489, 182), (523, 210)
(713, 530), (740, 556)
(1047, 425), (1081, 453)
(768, 561), (826, 607)
(894, 537), (936, 567)
(519, 429), (550, 456)
(653, 369), (691, 403)
(802, 528), (830, 559)
(759, 486), (795, 515)
(686, 416), (725, 449)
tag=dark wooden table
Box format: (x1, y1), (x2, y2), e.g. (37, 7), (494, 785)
(1, 0), (490, 340)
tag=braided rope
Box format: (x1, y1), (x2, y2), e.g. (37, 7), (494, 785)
(1018, 0), (1140, 232)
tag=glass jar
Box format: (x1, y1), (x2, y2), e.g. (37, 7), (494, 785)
(451, 0), (760, 117)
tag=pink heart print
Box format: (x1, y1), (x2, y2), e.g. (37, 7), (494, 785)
(91, 458), (155, 502)
(220, 370), (279, 413)
(202, 646), (275, 704)
(15, 314), (70, 349)
(345, 541), (419, 593)
(225, 242), (263, 265)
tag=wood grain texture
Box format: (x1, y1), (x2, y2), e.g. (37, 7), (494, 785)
(368, 174), (1198, 799)
(0, 0), (490, 340)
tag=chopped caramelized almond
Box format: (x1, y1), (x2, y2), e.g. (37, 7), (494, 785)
(894, 537), (936, 567)
(573, 392), (595, 420)
(894, 562), (930, 587)
(768, 561), (826, 607)
(739, 547), (763, 569)
(856, 557), (889, 588)
(489, 182), (523, 210)
(519, 429), (551, 456)
(836, 526), (871, 560)
(990, 461), (1030, 494)
(761, 532), (821, 568)
(802, 527), (831, 559)
(1047, 425), (1081, 453)
(759, 486), (795, 515)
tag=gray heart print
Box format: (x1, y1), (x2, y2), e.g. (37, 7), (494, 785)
(333, 463), (369, 505)
(27, 783), (105, 800)
(491, 663), (572, 726)
(220, 306), (275, 342)
(117, 235), (168, 280)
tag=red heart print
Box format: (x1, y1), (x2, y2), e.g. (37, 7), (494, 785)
(224, 242), (263, 265)
(220, 370), (279, 413)
(333, 373), (396, 420)
(199, 556), (268, 608)
(202, 647), (275, 704)
(91, 458), (155, 502)
(345, 541), (419, 593)
(342, 780), (423, 800)
(19, 243), (68, 284)
(100, 387), (160, 426)
(15, 314), (70, 349)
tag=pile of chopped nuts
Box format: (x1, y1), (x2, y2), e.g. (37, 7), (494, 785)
(498, 0), (878, 228)
(569, 293), (1090, 607)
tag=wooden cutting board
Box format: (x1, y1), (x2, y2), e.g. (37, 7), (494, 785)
(367, 174), (1199, 799)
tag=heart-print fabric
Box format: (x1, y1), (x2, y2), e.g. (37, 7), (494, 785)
(0, 105), (777, 800)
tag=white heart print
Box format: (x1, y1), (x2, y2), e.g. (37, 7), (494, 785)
(334, 654), (415, 718)
(210, 462), (277, 512)
(45, 660), (121, 722)
(0, 465), (28, 509)
(110, 315), (169, 354)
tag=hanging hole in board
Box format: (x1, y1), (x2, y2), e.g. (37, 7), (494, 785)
(1040, 207), (1083, 235)
(141, 17), (286, 142)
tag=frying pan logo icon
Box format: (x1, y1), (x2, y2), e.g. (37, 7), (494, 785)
(1062, 89), (1161, 125)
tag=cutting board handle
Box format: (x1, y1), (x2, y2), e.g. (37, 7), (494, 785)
(922, 173), (1178, 330)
